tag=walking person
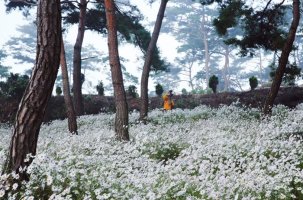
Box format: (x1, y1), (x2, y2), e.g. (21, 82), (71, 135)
(162, 90), (174, 110)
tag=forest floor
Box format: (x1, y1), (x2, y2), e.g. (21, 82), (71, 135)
(2, 99), (303, 199)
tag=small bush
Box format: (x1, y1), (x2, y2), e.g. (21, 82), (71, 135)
(127, 85), (138, 98)
(249, 76), (258, 90)
(208, 75), (219, 93)
(181, 88), (188, 95)
(155, 83), (164, 97)
(55, 86), (62, 96)
(96, 81), (104, 96)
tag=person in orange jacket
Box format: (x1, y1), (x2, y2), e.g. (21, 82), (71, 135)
(162, 90), (174, 110)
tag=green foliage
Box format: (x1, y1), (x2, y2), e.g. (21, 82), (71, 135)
(213, 0), (245, 36)
(160, 181), (203, 199)
(0, 73), (29, 100)
(149, 113), (187, 125)
(96, 81), (104, 96)
(249, 76), (258, 90)
(181, 88), (188, 95)
(208, 75), (219, 93)
(155, 83), (164, 97)
(55, 86), (62, 96)
(174, 99), (199, 110)
(127, 85), (138, 98)
(144, 142), (186, 163)
(269, 62), (301, 86)
(213, 0), (288, 55)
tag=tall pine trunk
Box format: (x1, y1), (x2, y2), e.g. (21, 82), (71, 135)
(73, 0), (87, 116)
(201, 5), (210, 89)
(3, 0), (61, 181)
(258, 49), (263, 86)
(104, 0), (129, 141)
(263, 0), (300, 115)
(60, 37), (78, 134)
(223, 45), (230, 91)
(139, 0), (168, 122)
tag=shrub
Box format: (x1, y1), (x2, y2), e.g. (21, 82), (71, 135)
(127, 85), (138, 98)
(249, 76), (258, 90)
(181, 88), (188, 95)
(155, 83), (164, 97)
(209, 75), (219, 93)
(0, 73), (29, 100)
(55, 86), (62, 96)
(96, 81), (104, 96)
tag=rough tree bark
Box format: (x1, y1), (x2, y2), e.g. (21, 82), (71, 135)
(104, 0), (129, 141)
(73, 0), (87, 116)
(263, 0), (300, 115)
(3, 0), (61, 181)
(139, 0), (168, 122)
(60, 37), (78, 134)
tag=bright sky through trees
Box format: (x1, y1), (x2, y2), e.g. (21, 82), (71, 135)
(0, 1), (181, 94)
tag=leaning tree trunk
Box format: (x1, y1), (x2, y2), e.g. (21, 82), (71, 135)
(60, 37), (78, 134)
(263, 0), (300, 115)
(139, 0), (168, 122)
(3, 0), (61, 181)
(104, 0), (129, 141)
(73, 0), (87, 116)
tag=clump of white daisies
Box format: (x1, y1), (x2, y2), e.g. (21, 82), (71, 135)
(1, 103), (303, 199)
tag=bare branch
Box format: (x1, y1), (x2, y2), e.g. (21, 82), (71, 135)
(81, 56), (98, 60)
(9, 0), (36, 6)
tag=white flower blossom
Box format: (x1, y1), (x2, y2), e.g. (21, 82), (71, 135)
(46, 175), (53, 186)
(0, 104), (303, 199)
(12, 183), (18, 190)
(0, 190), (5, 198)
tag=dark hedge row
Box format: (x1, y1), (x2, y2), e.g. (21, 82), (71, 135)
(1, 87), (303, 123)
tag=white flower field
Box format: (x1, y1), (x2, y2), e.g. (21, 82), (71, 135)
(1, 103), (303, 199)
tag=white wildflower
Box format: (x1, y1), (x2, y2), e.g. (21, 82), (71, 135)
(265, 191), (271, 198)
(12, 183), (18, 190)
(28, 196), (35, 200)
(291, 194), (297, 199)
(175, 190), (186, 197)
(27, 165), (33, 174)
(102, 193), (111, 199)
(0, 190), (5, 198)
(46, 175), (53, 186)
(279, 193), (286, 199)
(234, 193), (239, 200)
